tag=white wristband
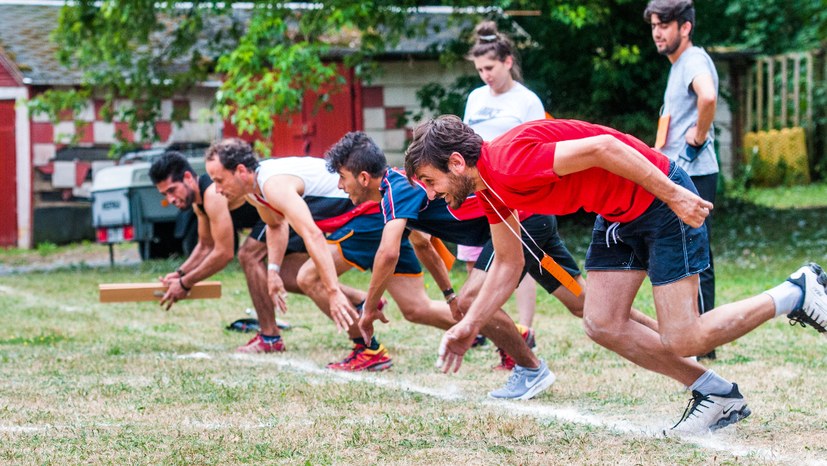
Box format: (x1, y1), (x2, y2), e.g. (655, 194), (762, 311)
(267, 263), (281, 273)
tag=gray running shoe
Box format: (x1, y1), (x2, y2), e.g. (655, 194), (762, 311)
(488, 360), (555, 400)
(666, 383), (751, 436)
(786, 263), (827, 335)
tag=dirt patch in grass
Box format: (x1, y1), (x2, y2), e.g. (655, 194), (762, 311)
(0, 242), (140, 274)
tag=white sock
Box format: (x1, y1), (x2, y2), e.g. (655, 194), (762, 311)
(763, 281), (804, 317)
(689, 369), (732, 396)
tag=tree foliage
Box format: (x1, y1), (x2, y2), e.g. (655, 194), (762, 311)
(42, 1), (229, 151)
(30, 0), (827, 153)
(33, 0), (424, 153)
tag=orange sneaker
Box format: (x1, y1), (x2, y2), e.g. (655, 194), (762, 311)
(236, 333), (286, 353)
(493, 324), (536, 371)
(327, 343), (392, 372)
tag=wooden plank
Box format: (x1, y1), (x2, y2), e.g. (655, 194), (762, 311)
(99, 281), (222, 303)
(756, 58), (764, 131)
(793, 53), (801, 127)
(767, 58), (775, 130)
(780, 55), (788, 127)
(745, 62), (753, 132)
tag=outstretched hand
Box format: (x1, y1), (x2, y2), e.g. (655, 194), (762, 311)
(436, 321), (478, 373)
(329, 290), (359, 333)
(267, 270), (288, 314)
(359, 302), (389, 343)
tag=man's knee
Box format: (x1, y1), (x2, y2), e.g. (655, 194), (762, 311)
(659, 328), (704, 357)
(399, 303), (429, 324)
(582, 311), (623, 345)
(295, 266), (317, 292)
(237, 241), (264, 268)
(457, 293), (474, 315)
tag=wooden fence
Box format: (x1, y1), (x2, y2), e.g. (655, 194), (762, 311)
(743, 49), (825, 182)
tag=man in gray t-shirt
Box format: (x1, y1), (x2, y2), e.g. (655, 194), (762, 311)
(645, 0), (719, 359)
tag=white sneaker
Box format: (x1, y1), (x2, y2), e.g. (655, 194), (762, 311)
(666, 383), (751, 436)
(786, 263), (827, 335)
(488, 360), (556, 400)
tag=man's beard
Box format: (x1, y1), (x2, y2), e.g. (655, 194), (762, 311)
(182, 187), (195, 209)
(658, 36), (682, 56)
(446, 172), (476, 210)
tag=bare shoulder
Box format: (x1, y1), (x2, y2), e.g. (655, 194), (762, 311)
(203, 184), (231, 214)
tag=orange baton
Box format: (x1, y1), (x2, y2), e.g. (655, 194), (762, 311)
(540, 254), (582, 296)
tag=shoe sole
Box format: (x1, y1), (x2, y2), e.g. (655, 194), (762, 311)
(327, 360), (393, 372)
(515, 371), (556, 400)
(710, 405), (752, 431)
(236, 347), (286, 353)
(366, 360), (393, 371)
(788, 263), (827, 335)
(488, 371), (557, 401)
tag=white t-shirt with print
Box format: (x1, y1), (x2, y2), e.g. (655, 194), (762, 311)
(463, 82), (545, 141)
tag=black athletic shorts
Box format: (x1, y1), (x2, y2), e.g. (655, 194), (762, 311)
(474, 214), (581, 294)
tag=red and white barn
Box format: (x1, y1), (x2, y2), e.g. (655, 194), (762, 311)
(0, 2), (468, 248)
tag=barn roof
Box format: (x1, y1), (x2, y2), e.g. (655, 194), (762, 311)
(0, 1), (513, 86)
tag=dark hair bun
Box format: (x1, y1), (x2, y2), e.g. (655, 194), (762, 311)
(474, 21), (499, 42)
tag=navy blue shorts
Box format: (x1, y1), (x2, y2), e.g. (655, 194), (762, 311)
(474, 214), (581, 294)
(585, 162), (709, 286)
(326, 213), (422, 275)
(248, 221), (267, 242)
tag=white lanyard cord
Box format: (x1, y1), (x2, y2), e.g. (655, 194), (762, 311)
(477, 173), (546, 269)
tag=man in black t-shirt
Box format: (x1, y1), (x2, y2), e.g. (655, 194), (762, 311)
(149, 151), (285, 353)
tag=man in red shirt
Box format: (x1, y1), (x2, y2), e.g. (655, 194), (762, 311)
(404, 115), (827, 435)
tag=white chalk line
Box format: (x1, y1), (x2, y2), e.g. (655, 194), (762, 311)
(231, 353), (465, 400)
(3, 351), (825, 465)
(0, 284), (84, 313)
(175, 352), (212, 360)
(232, 353), (826, 465)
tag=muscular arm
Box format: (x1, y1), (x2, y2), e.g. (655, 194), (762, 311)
(408, 230), (452, 294)
(552, 135), (712, 228)
(437, 215), (523, 372)
(160, 188), (234, 309)
(686, 73), (717, 145)
(172, 212), (209, 278)
(260, 177), (351, 323)
(265, 220), (290, 270)
(364, 218), (407, 314)
(409, 230), (461, 319)
(460, 216), (524, 329)
(179, 186), (235, 285)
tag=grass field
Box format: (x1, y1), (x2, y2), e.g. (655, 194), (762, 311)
(2, 193), (827, 465)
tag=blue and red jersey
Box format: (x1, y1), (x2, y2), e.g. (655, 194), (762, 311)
(380, 168), (491, 246)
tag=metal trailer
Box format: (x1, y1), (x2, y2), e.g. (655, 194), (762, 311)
(91, 158), (203, 261)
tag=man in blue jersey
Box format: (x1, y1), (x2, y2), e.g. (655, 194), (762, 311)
(326, 132), (591, 399)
